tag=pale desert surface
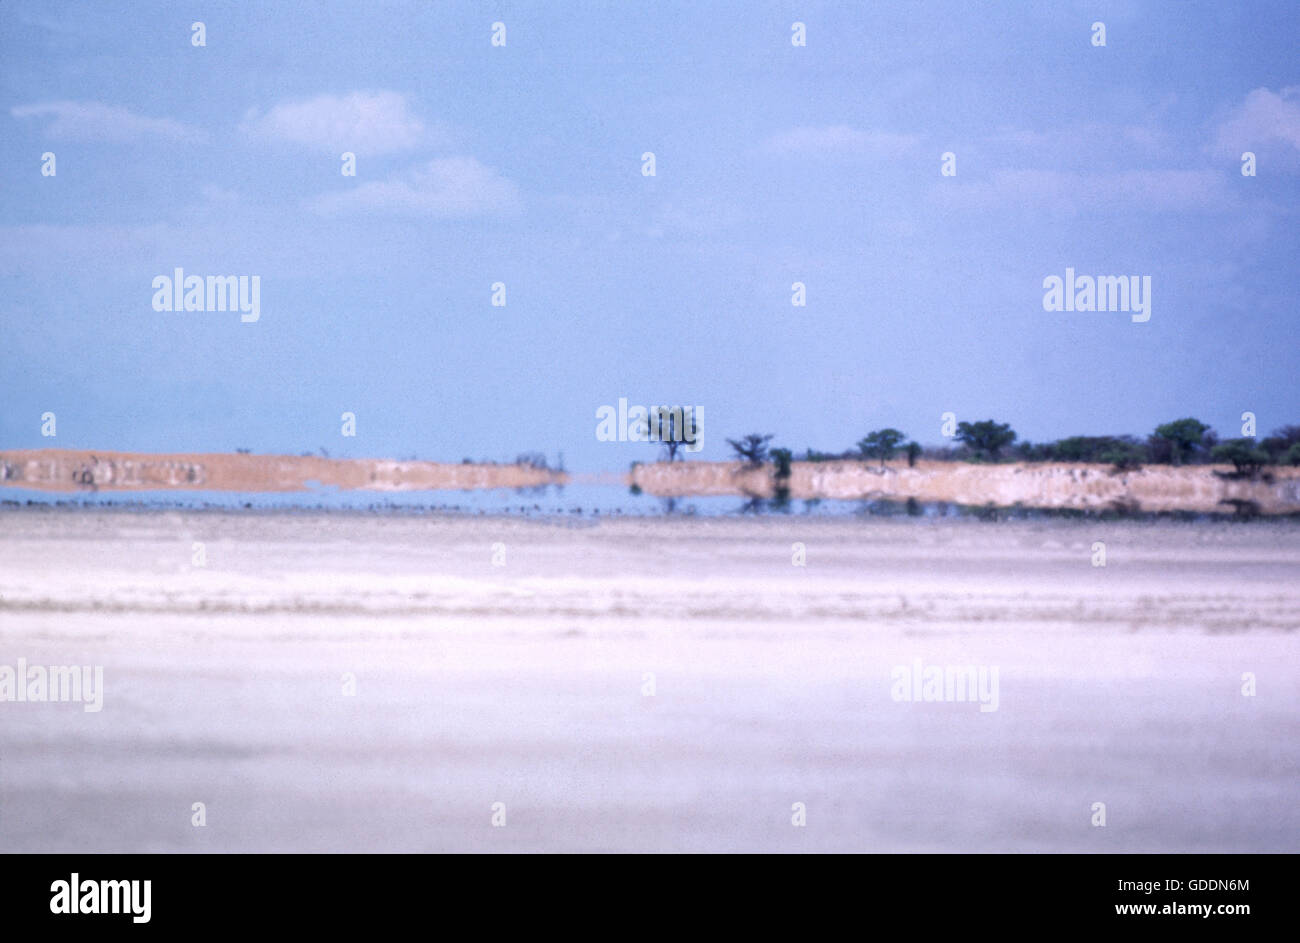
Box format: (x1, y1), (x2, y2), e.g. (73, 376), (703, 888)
(0, 508), (1297, 853)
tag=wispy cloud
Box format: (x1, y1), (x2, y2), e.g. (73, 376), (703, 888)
(761, 125), (920, 159)
(10, 101), (206, 143)
(240, 91), (430, 155)
(199, 183), (241, 205)
(311, 157), (520, 218)
(979, 122), (1172, 169)
(1213, 86), (1300, 168)
(930, 168), (1234, 214)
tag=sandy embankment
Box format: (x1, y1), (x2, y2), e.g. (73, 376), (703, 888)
(630, 459), (1300, 514)
(0, 449), (567, 494)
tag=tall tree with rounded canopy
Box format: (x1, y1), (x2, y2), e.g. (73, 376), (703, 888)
(857, 429), (907, 468)
(1153, 418), (1210, 465)
(956, 420), (1017, 461)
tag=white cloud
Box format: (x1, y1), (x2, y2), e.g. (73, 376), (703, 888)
(1213, 86), (1300, 165)
(762, 125), (919, 158)
(981, 122), (1172, 167)
(930, 168), (1233, 213)
(10, 101), (205, 143)
(311, 157), (520, 218)
(240, 91), (428, 155)
(199, 184), (240, 204)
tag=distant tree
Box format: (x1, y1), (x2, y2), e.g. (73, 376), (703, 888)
(1153, 418), (1210, 465)
(1211, 439), (1270, 477)
(857, 429), (907, 468)
(1050, 436), (1115, 463)
(1099, 440), (1146, 472)
(1045, 434), (1146, 467)
(1014, 441), (1043, 462)
(727, 434), (772, 465)
(640, 406), (699, 462)
(770, 447), (793, 508)
(956, 420), (1017, 461)
(1145, 434), (1173, 464)
(906, 441), (922, 467)
(1261, 426), (1300, 463)
(515, 452), (550, 470)
(1282, 442), (1300, 466)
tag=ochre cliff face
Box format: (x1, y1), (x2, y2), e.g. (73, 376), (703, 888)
(0, 450), (566, 494)
(629, 460), (1300, 514)
(6, 451), (1298, 514)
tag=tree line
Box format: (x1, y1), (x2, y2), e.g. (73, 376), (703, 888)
(705, 417), (1300, 477)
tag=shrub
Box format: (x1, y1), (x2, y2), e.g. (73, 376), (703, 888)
(1211, 439), (1270, 476)
(771, 447), (793, 479)
(1099, 440), (1145, 472)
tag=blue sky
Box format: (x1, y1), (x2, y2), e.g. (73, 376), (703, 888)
(2, 0), (1298, 469)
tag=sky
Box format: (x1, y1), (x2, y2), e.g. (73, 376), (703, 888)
(2, 0), (1298, 471)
